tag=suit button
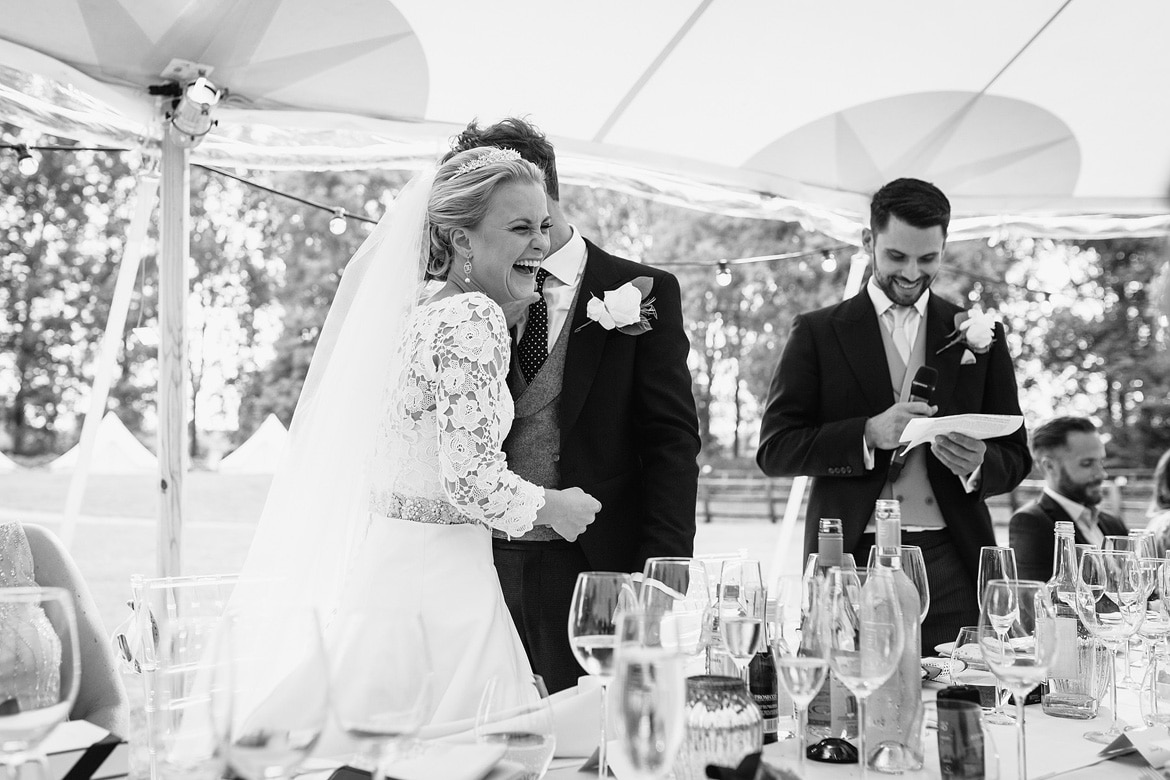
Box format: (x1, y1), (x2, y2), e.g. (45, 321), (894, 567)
(925, 496), (934, 506)
(845, 467), (852, 474)
(552, 454), (560, 462)
(895, 494), (905, 501)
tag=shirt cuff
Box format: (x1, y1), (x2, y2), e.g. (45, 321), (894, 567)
(862, 437), (875, 471)
(961, 466), (982, 494)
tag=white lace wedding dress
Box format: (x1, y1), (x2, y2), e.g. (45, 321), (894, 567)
(349, 291), (543, 724)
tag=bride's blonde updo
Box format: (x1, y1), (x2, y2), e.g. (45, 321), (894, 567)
(426, 147), (546, 280)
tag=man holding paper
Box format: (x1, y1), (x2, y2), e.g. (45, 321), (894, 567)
(756, 178), (1032, 649)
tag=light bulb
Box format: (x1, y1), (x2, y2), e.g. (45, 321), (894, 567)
(328, 208), (348, 235)
(16, 147), (38, 175)
(715, 261), (732, 287)
(821, 252), (838, 273)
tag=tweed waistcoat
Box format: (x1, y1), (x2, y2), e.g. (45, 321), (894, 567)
(873, 309), (946, 530)
(494, 293), (577, 541)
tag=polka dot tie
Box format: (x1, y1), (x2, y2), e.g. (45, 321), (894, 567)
(517, 268), (550, 383)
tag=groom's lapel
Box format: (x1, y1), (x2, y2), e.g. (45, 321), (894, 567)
(831, 294), (893, 415)
(561, 241), (617, 433)
(925, 296), (961, 413)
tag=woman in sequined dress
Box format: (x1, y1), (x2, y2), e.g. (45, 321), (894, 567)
(0, 523), (128, 735)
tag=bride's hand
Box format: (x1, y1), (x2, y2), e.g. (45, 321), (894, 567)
(537, 487), (601, 542)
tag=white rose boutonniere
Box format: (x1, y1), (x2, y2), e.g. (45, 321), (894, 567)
(937, 307), (1001, 356)
(579, 276), (657, 335)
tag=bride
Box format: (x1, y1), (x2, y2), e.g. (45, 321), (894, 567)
(232, 147), (600, 726)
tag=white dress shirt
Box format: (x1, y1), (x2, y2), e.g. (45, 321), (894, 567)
(1044, 486), (1104, 546)
(516, 226), (588, 352)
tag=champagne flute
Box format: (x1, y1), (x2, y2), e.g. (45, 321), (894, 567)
(568, 572), (638, 780)
(866, 545), (930, 622)
(641, 557), (710, 662)
(1074, 549), (1145, 742)
(328, 612), (433, 778)
(771, 576), (830, 769)
(718, 559), (765, 681)
(475, 675), (556, 780)
(212, 605), (329, 780)
(0, 587), (79, 780)
(824, 566), (904, 779)
(611, 609), (687, 780)
(978, 580), (1058, 780)
(978, 546), (1019, 724)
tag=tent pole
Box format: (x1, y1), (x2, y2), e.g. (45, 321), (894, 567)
(768, 249), (868, 587)
(157, 133), (189, 578)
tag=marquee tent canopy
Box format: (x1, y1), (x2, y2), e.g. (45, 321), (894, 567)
(217, 414), (288, 475)
(47, 413), (156, 474)
(2, 0), (1169, 242)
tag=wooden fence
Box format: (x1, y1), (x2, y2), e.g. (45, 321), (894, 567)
(696, 474), (1156, 526)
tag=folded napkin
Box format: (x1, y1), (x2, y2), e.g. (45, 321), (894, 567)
(384, 742), (505, 780)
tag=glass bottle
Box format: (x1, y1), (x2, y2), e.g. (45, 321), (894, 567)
(865, 499), (925, 772)
(1043, 521), (1103, 719)
(804, 518), (859, 745)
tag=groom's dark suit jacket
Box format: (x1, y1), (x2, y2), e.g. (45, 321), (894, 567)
(560, 239), (701, 572)
(756, 290), (1032, 582)
(1009, 492), (1127, 582)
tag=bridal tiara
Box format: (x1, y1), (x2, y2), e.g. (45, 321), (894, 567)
(452, 148), (523, 177)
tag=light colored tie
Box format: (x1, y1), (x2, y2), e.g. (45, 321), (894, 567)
(1080, 507), (1103, 547)
(888, 306), (914, 364)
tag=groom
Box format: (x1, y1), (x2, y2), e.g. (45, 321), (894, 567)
(446, 119), (701, 693)
(756, 178), (1031, 650)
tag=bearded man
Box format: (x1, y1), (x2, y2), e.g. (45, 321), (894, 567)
(1010, 416), (1127, 581)
(757, 177), (1032, 650)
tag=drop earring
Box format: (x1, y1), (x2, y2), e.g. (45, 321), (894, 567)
(463, 255), (473, 284)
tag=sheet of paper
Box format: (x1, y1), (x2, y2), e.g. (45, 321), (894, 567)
(898, 413), (1023, 453)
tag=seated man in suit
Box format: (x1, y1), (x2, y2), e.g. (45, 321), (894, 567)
(1009, 416), (1126, 581)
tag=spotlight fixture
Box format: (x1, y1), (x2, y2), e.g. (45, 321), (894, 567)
(328, 208), (348, 235)
(821, 250), (838, 273)
(715, 260), (732, 287)
(15, 144), (38, 175)
(167, 76), (222, 147)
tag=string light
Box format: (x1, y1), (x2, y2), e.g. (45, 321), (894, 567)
(328, 208), (348, 235)
(16, 144), (38, 175)
(820, 250), (838, 273)
(715, 261), (732, 287)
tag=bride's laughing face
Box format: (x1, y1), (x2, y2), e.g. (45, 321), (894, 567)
(455, 181), (551, 320)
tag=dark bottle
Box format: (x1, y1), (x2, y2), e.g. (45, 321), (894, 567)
(749, 625), (779, 744)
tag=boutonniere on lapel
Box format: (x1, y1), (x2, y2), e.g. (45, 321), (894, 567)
(937, 307), (1000, 364)
(577, 276), (657, 335)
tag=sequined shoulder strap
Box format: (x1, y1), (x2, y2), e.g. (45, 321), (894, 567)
(0, 522), (36, 587)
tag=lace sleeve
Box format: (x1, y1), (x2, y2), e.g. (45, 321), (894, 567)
(431, 295), (544, 535)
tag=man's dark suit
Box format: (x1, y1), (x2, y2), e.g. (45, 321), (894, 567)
(1009, 492), (1128, 581)
(494, 238), (701, 691)
(756, 290), (1031, 642)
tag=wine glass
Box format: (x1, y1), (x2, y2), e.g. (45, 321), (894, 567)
(978, 580), (1058, 780)
(0, 587), (79, 780)
(1140, 559), (1170, 727)
(717, 559), (766, 681)
(328, 612), (433, 779)
(1075, 549), (1145, 743)
(866, 545), (930, 622)
(212, 605), (329, 780)
(1108, 534), (1156, 688)
(475, 675), (556, 780)
(610, 609), (687, 780)
(824, 566), (904, 779)
(978, 546), (1019, 725)
(568, 572), (638, 780)
(641, 557), (710, 662)
(771, 576), (830, 769)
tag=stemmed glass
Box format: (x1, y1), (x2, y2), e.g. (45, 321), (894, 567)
(641, 557), (711, 663)
(771, 576), (830, 769)
(0, 587), (79, 780)
(610, 609), (687, 780)
(978, 546), (1019, 724)
(475, 675), (556, 780)
(717, 559), (766, 682)
(824, 566), (904, 779)
(866, 545), (930, 622)
(1106, 534), (1156, 688)
(1140, 559), (1170, 728)
(568, 572), (638, 780)
(978, 580), (1058, 780)
(1074, 549), (1145, 743)
(212, 605), (329, 780)
(328, 612), (433, 779)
